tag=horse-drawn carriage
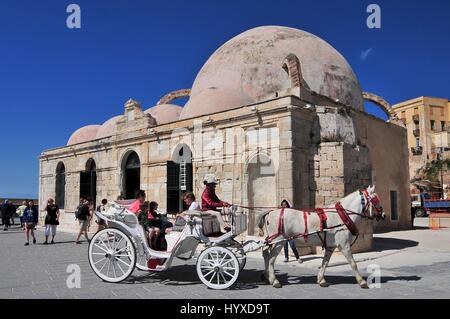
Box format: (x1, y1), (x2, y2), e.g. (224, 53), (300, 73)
(88, 203), (251, 290)
(88, 186), (385, 290)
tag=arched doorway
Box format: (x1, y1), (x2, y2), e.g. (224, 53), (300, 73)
(247, 153), (276, 235)
(167, 144), (193, 214)
(55, 162), (66, 209)
(123, 151), (141, 199)
(80, 159), (97, 205)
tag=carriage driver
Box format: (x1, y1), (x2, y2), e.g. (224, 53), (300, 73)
(201, 174), (231, 232)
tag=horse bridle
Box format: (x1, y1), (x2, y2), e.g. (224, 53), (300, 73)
(360, 189), (385, 221)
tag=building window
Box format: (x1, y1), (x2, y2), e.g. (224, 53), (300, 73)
(55, 162), (66, 209)
(441, 121), (446, 131)
(431, 120), (435, 131)
(123, 151), (141, 200)
(390, 191), (398, 221)
(416, 138), (420, 148)
(401, 111), (406, 119)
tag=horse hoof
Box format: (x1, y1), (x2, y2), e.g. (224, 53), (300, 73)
(319, 281), (330, 287)
(359, 281), (369, 289)
(273, 281), (282, 288)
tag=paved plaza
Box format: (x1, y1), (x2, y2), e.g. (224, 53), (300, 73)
(0, 218), (449, 299)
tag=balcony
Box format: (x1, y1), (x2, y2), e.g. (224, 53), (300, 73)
(411, 146), (423, 156)
(413, 129), (420, 137)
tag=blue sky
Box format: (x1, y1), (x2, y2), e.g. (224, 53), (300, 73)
(1, 0), (449, 198)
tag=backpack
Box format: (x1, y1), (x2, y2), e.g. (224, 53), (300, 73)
(75, 205), (86, 220)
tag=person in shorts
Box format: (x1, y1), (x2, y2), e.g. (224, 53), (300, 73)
(23, 200), (38, 246)
(75, 198), (92, 244)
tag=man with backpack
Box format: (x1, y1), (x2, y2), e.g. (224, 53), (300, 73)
(75, 197), (92, 244)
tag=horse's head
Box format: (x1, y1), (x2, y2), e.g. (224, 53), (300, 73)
(362, 185), (386, 221)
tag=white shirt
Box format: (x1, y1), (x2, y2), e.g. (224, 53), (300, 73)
(188, 201), (201, 211)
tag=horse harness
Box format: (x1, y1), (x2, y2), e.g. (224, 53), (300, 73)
(264, 190), (379, 249)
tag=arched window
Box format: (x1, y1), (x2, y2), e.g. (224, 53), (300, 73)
(55, 162), (66, 209)
(122, 151), (141, 199)
(80, 159), (97, 205)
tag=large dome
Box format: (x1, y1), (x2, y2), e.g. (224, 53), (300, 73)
(67, 125), (101, 146)
(182, 26), (363, 119)
(144, 104), (183, 124)
(180, 88), (253, 119)
(95, 115), (123, 139)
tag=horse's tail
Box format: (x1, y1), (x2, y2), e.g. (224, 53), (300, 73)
(256, 211), (269, 237)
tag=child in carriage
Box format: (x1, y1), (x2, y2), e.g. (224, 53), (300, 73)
(138, 201), (173, 250)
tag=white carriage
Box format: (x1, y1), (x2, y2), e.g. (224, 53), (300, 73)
(87, 203), (251, 290)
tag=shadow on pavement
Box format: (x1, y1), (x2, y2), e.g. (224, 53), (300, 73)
(372, 237), (418, 252)
(124, 264), (261, 290)
(277, 273), (422, 286)
(124, 264), (421, 290)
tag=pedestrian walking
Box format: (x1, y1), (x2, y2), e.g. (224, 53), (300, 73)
(281, 199), (303, 264)
(43, 198), (60, 244)
(1, 199), (13, 231)
(10, 203), (16, 226)
(23, 200), (38, 245)
(75, 197), (92, 244)
(16, 201), (27, 230)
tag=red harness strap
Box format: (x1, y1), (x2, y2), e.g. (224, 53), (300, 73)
(315, 208), (328, 231)
(265, 209), (310, 244)
(265, 208), (285, 243)
(335, 202), (359, 236)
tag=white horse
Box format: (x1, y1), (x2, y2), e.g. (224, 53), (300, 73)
(257, 185), (385, 289)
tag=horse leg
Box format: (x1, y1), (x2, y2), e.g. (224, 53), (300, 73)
(267, 244), (283, 288)
(340, 244), (368, 289)
(261, 245), (271, 284)
(317, 247), (335, 287)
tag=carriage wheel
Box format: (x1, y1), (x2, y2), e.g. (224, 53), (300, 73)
(88, 228), (136, 283)
(196, 246), (240, 290)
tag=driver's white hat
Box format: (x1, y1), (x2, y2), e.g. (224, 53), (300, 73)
(203, 174), (217, 184)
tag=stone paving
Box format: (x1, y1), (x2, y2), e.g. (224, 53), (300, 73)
(1, 218), (449, 299)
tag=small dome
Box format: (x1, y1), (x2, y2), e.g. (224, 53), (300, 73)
(144, 104), (183, 124)
(188, 26), (363, 116)
(96, 115), (123, 139)
(67, 125), (101, 146)
(180, 88), (253, 120)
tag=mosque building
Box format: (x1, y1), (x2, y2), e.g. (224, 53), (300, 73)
(39, 26), (411, 252)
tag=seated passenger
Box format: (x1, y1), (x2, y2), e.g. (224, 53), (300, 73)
(137, 201), (158, 247)
(201, 174), (231, 232)
(128, 190), (146, 214)
(183, 192), (201, 211)
(147, 202), (173, 250)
